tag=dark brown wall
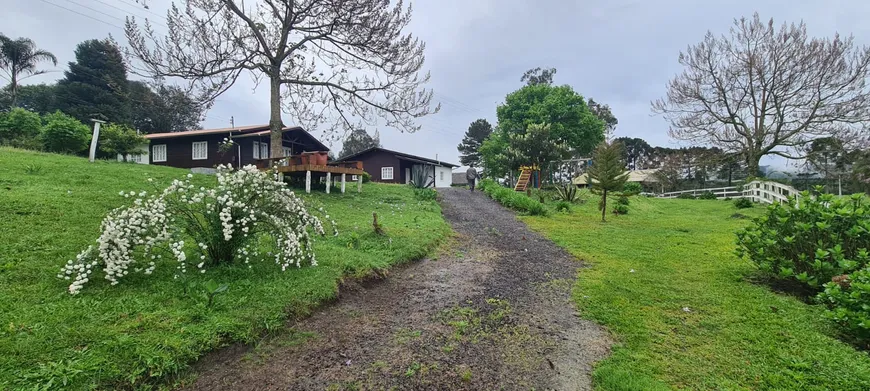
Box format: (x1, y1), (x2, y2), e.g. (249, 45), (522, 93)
(353, 150), (403, 183)
(149, 134), (235, 168)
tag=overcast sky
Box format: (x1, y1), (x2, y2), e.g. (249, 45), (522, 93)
(6, 0), (870, 170)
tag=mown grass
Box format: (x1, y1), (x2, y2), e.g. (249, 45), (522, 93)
(522, 195), (870, 391)
(0, 147), (450, 390)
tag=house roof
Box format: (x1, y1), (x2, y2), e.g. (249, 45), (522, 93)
(337, 147), (458, 168)
(573, 168), (660, 185)
(143, 124), (329, 151)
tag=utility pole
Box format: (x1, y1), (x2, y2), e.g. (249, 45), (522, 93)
(88, 119), (106, 163)
(230, 116), (235, 128)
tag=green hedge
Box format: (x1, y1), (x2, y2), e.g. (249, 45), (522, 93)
(478, 179), (548, 216)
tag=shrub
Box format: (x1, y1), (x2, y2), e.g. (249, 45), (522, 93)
(478, 179), (548, 216)
(617, 195), (630, 206)
(819, 267), (870, 344)
(362, 171), (371, 183)
(413, 187), (437, 201)
(0, 108), (42, 148)
(555, 200), (572, 213)
(733, 198), (753, 209)
(612, 204), (629, 215)
(555, 183), (580, 202)
(623, 182), (642, 195)
(698, 191), (717, 200)
(676, 193), (696, 200)
(59, 165), (335, 294)
(99, 123), (147, 160)
(41, 111), (90, 154)
(736, 192), (870, 289)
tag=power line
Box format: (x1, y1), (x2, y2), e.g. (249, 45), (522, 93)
(88, 0), (168, 28)
(114, 0), (167, 21)
(38, 0), (124, 30)
(64, 0), (127, 24)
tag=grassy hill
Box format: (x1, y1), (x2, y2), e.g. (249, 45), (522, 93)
(0, 147), (450, 390)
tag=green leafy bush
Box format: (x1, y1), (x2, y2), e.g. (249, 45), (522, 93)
(819, 268), (870, 345)
(736, 192), (870, 289)
(623, 182), (642, 195)
(99, 123), (146, 160)
(0, 108), (42, 149)
(699, 191), (717, 200)
(555, 200), (572, 213)
(41, 111), (90, 154)
(676, 193), (696, 200)
(555, 183), (580, 202)
(617, 195), (630, 206)
(362, 171), (371, 183)
(612, 204), (629, 215)
(413, 187), (437, 201)
(478, 179), (548, 216)
(733, 198), (753, 209)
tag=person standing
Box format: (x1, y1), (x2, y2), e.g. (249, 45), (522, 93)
(466, 167), (481, 191)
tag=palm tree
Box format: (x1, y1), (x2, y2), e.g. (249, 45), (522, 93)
(0, 34), (57, 107)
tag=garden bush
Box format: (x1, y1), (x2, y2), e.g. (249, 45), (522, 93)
(736, 192), (870, 289)
(41, 111), (90, 154)
(555, 200), (572, 213)
(612, 204), (629, 215)
(555, 183), (581, 202)
(699, 191), (717, 200)
(0, 108), (42, 149)
(623, 181), (642, 195)
(676, 193), (696, 199)
(60, 165), (334, 294)
(413, 187), (437, 201)
(478, 179), (548, 216)
(617, 195), (630, 206)
(819, 267), (870, 345)
(733, 197), (754, 209)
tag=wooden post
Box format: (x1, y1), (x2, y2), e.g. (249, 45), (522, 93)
(341, 173), (346, 193)
(357, 174), (363, 193)
(325, 172), (331, 194)
(305, 170), (311, 193)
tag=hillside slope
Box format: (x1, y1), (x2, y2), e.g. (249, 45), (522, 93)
(0, 148), (450, 390)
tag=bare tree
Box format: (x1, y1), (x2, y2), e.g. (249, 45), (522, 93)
(125, 0), (438, 158)
(652, 13), (870, 176)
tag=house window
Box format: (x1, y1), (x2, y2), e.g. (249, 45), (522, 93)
(260, 142), (269, 159)
(282, 146), (292, 157)
(152, 144), (167, 162)
(381, 167), (394, 180)
(192, 141), (208, 160)
(253, 142), (261, 159)
(351, 175), (358, 181)
(440, 171), (444, 181)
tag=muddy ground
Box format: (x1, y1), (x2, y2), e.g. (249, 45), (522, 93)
(186, 187), (611, 390)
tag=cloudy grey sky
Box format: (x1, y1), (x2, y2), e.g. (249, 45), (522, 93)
(6, 0), (870, 170)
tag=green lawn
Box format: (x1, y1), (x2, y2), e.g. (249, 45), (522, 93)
(0, 147), (450, 390)
(522, 196), (870, 391)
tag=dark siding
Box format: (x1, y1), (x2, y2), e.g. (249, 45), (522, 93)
(149, 134), (235, 168)
(352, 150), (403, 183)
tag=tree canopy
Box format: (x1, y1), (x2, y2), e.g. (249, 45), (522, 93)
(521, 67), (557, 86)
(125, 0), (437, 158)
(457, 118), (493, 167)
(496, 83), (605, 157)
(129, 81), (204, 133)
(339, 129), (381, 159)
(56, 39), (130, 124)
(0, 34), (57, 108)
(653, 13), (870, 176)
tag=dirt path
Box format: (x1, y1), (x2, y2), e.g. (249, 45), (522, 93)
(187, 188), (611, 390)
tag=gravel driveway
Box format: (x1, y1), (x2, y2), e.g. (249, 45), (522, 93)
(187, 187), (611, 390)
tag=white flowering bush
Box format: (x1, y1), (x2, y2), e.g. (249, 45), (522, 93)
(59, 165), (336, 294)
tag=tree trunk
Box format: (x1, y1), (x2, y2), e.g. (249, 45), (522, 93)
(269, 70), (283, 161)
(601, 189), (607, 222)
(10, 70), (18, 107)
(747, 156), (761, 179)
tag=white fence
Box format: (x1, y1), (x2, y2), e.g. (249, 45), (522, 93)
(658, 180), (801, 205)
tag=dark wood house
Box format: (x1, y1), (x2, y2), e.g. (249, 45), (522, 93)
(337, 147), (458, 188)
(142, 124), (328, 168)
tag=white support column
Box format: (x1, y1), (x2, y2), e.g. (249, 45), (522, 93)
(305, 170), (312, 193)
(88, 119), (106, 163)
(357, 174), (363, 193)
(325, 172), (331, 194)
(341, 173), (347, 193)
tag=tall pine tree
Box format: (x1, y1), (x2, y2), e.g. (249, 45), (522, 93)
(587, 141), (629, 222)
(56, 39), (130, 124)
(339, 129), (381, 158)
(457, 118), (492, 167)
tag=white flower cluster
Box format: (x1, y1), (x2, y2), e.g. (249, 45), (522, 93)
(60, 165), (333, 294)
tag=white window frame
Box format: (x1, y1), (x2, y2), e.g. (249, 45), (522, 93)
(260, 142), (269, 159)
(253, 141), (261, 159)
(192, 141), (208, 160)
(381, 166), (394, 180)
(351, 175), (358, 181)
(152, 144), (167, 162)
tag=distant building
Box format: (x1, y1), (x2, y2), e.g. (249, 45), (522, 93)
(573, 168), (660, 187)
(336, 147), (457, 188)
(452, 172), (468, 186)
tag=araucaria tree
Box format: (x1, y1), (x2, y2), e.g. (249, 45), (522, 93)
(339, 128), (381, 158)
(457, 118), (493, 167)
(0, 34), (57, 108)
(652, 13), (870, 176)
(587, 141), (629, 222)
(125, 0), (438, 158)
